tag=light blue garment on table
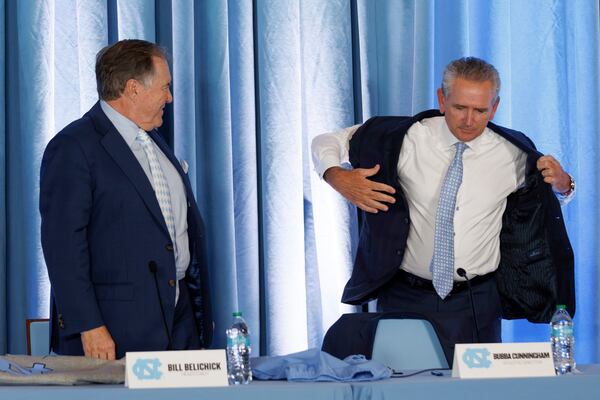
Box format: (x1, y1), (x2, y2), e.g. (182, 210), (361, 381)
(0, 355), (124, 385)
(251, 348), (391, 382)
(0, 357), (52, 375)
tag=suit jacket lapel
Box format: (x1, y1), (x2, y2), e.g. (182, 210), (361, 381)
(88, 103), (171, 239)
(148, 129), (205, 253)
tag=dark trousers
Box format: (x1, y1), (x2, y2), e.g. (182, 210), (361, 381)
(171, 279), (202, 350)
(377, 270), (502, 346)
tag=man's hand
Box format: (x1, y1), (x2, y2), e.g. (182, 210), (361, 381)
(81, 325), (116, 360)
(324, 165), (396, 213)
(537, 155), (571, 194)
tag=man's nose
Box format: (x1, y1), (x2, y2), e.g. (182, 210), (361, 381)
(166, 89), (173, 103)
(464, 109), (474, 126)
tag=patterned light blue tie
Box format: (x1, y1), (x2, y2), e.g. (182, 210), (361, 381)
(137, 129), (176, 246)
(431, 142), (467, 299)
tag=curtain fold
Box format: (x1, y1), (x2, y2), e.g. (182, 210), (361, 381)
(299, 0), (358, 350)
(6, 0), (56, 352)
(0, 0), (6, 354)
(192, 0), (254, 352)
(221, 0), (261, 352)
(1, 0), (598, 363)
(255, 0), (309, 355)
(116, 0), (154, 41)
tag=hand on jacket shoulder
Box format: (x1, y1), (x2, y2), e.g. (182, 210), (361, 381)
(324, 164), (396, 213)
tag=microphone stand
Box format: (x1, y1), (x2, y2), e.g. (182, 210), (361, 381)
(457, 268), (480, 343)
(148, 261), (173, 350)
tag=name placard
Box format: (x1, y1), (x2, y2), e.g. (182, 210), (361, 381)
(125, 349), (228, 389)
(452, 342), (555, 379)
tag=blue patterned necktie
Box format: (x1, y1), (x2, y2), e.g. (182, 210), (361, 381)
(137, 129), (176, 246)
(431, 142), (467, 299)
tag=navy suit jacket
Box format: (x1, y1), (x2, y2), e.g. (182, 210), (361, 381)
(343, 110), (575, 323)
(40, 102), (213, 358)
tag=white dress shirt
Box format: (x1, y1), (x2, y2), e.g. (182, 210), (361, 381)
(312, 116), (532, 280)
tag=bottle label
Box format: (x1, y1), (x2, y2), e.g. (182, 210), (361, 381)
(552, 326), (573, 336)
(227, 335), (251, 347)
(241, 336), (250, 347)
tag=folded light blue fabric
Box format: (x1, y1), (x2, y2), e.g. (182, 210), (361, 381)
(0, 355), (124, 385)
(251, 348), (391, 382)
(0, 358), (53, 375)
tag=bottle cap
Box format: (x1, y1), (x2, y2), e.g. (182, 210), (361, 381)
(233, 311), (242, 317)
(556, 304), (566, 310)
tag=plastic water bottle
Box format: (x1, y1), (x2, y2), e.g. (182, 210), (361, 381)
(550, 304), (575, 375)
(226, 311), (252, 384)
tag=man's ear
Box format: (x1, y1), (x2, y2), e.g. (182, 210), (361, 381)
(437, 88), (446, 113)
(123, 78), (138, 100)
(489, 96), (500, 120)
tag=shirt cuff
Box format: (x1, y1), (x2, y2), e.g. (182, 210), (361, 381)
(554, 174), (575, 206)
(315, 156), (345, 179)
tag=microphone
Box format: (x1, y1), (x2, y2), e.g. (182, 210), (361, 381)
(457, 268), (480, 343)
(148, 261), (173, 350)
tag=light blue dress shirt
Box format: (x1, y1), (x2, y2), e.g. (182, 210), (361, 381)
(100, 101), (189, 303)
(251, 348), (392, 382)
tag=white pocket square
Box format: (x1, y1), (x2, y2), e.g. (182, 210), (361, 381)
(180, 159), (189, 174)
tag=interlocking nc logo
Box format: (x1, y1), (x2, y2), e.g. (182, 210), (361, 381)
(132, 358), (163, 380)
(462, 348), (492, 368)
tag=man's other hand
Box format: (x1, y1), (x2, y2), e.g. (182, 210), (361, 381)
(81, 325), (116, 360)
(324, 165), (396, 213)
(537, 155), (571, 194)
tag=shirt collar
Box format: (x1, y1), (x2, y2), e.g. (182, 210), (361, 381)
(100, 100), (142, 148)
(428, 116), (492, 154)
(462, 126), (492, 154)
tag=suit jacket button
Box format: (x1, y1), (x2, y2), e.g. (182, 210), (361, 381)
(168, 279), (176, 287)
(165, 244), (174, 251)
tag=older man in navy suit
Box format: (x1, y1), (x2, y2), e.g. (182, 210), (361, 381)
(40, 39), (212, 359)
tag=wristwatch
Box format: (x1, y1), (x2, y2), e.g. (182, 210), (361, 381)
(560, 174), (576, 197)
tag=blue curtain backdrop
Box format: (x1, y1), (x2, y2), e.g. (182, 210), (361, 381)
(1, 0), (598, 363)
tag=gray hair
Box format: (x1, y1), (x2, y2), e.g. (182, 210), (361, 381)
(95, 39), (169, 101)
(441, 57), (501, 101)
